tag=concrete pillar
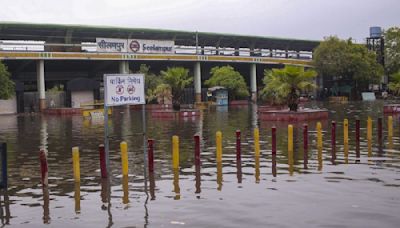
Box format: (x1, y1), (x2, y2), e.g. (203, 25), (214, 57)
(250, 63), (257, 102)
(194, 62), (202, 103)
(119, 61), (129, 74)
(36, 60), (46, 111)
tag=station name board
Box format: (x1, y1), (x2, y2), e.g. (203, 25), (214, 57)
(96, 38), (174, 54)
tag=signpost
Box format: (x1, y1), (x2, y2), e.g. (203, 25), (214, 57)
(103, 74), (146, 176)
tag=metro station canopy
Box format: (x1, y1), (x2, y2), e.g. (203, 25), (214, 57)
(0, 22), (320, 52)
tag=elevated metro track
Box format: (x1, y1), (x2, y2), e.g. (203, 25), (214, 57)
(0, 51), (313, 67)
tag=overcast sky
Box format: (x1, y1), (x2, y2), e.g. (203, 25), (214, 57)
(1, 0), (399, 42)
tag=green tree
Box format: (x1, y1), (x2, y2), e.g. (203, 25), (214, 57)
(205, 65), (249, 100)
(260, 66), (317, 111)
(137, 64), (162, 103)
(388, 71), (400, 95)
(384, 27), (400, 74)
(153, 83), (172, 104)
(313, 36), (383, 95)
(160, 67), (193, 110)
(0, 61), (15, 100)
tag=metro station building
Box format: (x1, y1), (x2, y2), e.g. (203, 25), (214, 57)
(0, 23), (319, 113)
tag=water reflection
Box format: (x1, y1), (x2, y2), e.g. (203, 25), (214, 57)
(122, 175), (129, 205)
(236, 162), (242, 184)
(74, 182), (80, 214)
(255, 156), (260, 183)
(42, 187), (50, 224)
(195, 165), (201, 195)
(101, 178), (109, 208)
(173, 169), (180, 200)
(217, 162), (223, 191)
(272, 154), (277, 177)
(0, 190), (10, 225)
(149, 172), (156, 200)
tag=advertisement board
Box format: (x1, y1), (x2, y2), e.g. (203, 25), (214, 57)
(104, 74), (145, 106)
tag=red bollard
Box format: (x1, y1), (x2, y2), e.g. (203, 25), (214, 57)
(148, 139), (154, 173)
(356, 119), (360, 158)
(40, 149), (48, 186)
(272, 127), (277, 156)
(99, 144), (107, 178)
(331, 121), (336, 161)
(194, 135), (200, 166)
(303, 124), (308, 169)
(236, 130), (241, 161)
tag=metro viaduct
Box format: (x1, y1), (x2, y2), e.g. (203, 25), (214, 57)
(0, 23), (319, 111)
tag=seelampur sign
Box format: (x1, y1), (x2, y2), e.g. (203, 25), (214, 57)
(96, 38), (174, 54)
(104, 74), (145, 106)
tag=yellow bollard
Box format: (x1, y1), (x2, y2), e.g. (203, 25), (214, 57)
(344, 119), (349, 158)
(72, 147), (80, 183)
(254, 128), (260, 157)
(216, 131), (222, 163)
(388, 116), (393, 138)
(288, 125), (294, 166)
(172, 136), (180, 169)
(317, 122), (322, 150)
(120, 141), (129, 176)
(367, 116), (372, 141)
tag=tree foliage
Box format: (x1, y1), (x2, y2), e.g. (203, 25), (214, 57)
(205, 65), (249, 99)
(388, 71), (400, 95)
(384, 27), (400, 74)
(137, 64), (163, 103)
(313, 36), (383, 90)
(0, 61), (15, 100)
(260, 66), (317, 111)
(160, 67), (193, 109)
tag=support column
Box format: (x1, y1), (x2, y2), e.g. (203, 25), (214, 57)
(250, 63), (257, 102)
(36, 60), (46, 111)
(194, 62), (202, 103)
(119, 61), (129, 74)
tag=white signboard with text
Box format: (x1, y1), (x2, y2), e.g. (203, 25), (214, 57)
(127, 39), (175, 54)
(96, 38), (128, 53)
(104, 74), (145, 106)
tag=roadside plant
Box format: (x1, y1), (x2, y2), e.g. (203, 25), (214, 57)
(260, 65), (317, 111)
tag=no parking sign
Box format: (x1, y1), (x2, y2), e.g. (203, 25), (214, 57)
(104, 74), (145, 106)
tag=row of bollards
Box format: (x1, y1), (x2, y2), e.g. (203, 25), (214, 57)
(35, 115), (396, 186)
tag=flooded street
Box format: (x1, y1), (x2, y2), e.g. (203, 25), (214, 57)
(0, 101), (399, 227)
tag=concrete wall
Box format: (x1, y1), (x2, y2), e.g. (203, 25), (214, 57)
(71, 91), (94, 108)
(0, 97), (17, 114)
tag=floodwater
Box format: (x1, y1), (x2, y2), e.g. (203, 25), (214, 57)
(0, 101), (399, 227)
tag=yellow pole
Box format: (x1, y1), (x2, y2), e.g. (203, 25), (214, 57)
(254, 128), (260, 157)
(120, 141), (129, 176)
(216, 131), (222, 162)
(344, 119), (349, 158)
(172, 136), (180, 169)
(388, 116), (393, 138)
(288, 125), (293, 166)
(72, 147), (80, 183)
(367, 116), (372, 142)
(317, 122), (322, 150)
